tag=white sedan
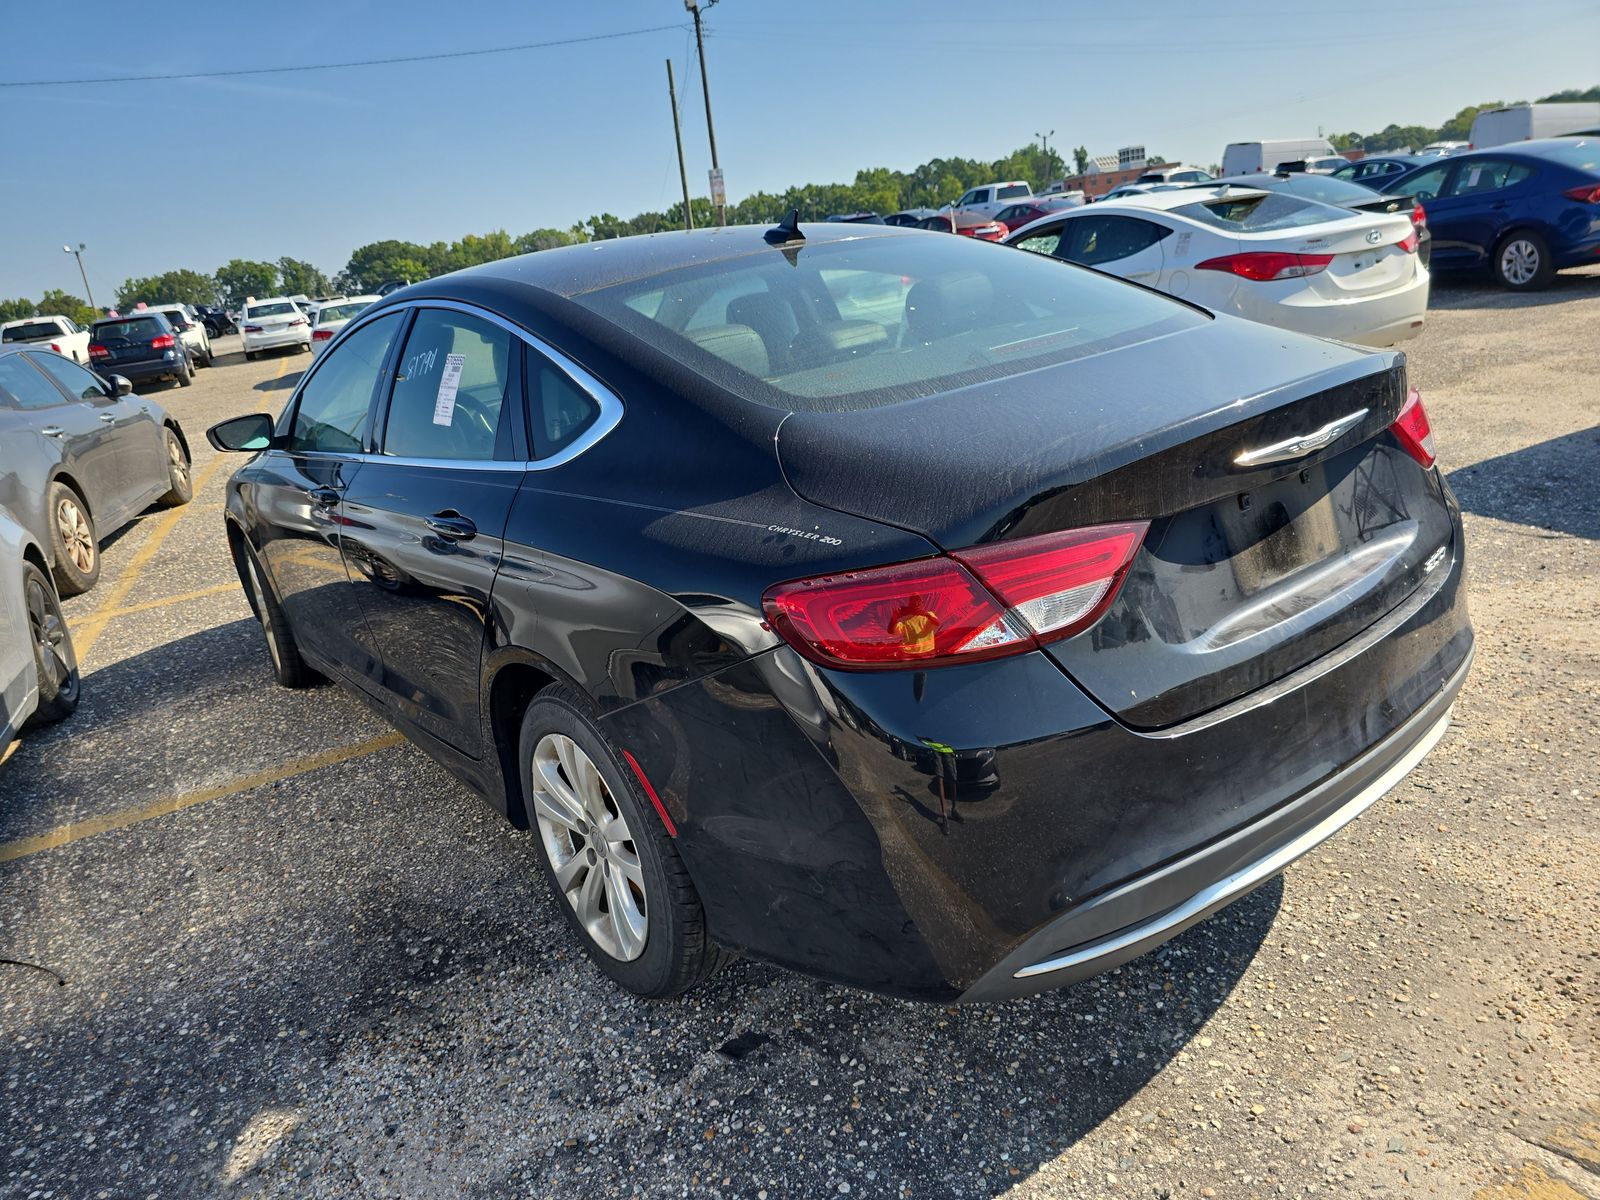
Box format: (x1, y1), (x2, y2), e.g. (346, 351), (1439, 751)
(1005, 186), (1428, 347)
(308, 295), (381, 356)
(240, 297), (312, 360)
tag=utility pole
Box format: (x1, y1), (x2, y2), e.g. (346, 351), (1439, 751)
(685, 0), (726, 226)
(63, 242), (96, 312)
(666, 60), (694, 231)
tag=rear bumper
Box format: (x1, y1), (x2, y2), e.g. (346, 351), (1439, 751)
(1227, 268), (1429, 347)
(243, 328), (308, 351)
(959, 647), (1469, 1001)
(106, 357), (184, 382)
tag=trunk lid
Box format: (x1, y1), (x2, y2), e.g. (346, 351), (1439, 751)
(1244, 210), (1418, 298)
(776, 317), (1453, 728)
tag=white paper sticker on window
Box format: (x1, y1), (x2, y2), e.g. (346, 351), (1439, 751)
(432, 353), (466, 426)
(1465, 166), (1483, 188)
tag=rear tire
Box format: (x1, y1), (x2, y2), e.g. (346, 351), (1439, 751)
(245, 350), (256, 361)
(237, 539), (318, 688)
(518, 685), (730, 998)
(157, 427), (193, 507)
(23, 562), (79, 726)
(177, 358), (194, 386)
(1494, 230), (1554, 290)
(47, 482), (98, 597)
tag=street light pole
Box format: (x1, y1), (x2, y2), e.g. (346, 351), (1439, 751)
(63, 243), (96, 312)
(666, 59), (694, 231)
(685, 0), (726, 226)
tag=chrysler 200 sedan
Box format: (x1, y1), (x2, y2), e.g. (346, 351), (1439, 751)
(207, 220), (1472, 1002)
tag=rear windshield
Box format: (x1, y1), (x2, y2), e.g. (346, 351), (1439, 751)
(997, 184), (1030, 200)
(316, 301), (370, 323)
(246, 302), (296, 318)
(2, 322), (64, 341)
(1176, 192), (1347, 232)
(93, 318), (164, 342)
(569, 233), (1205, 413)
(1528, 139), (1600, 173)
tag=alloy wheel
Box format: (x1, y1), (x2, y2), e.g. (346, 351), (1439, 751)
(530, 733), (648, 961)
(168, 436), (190, 489)
(245, 555), (282, 670)
(56, 498), (94, 574)
(1500, 239), (1539, 286)
(25, 575), (75, 694)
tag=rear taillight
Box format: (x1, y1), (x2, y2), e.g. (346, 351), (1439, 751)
(1563, 183), (1600, 204)
(1197, 251), (1333, 281)
(1391, 386), (1435, 468)
(1396, 231), (1419, 254)
(48, 342), (61, 353)
(1411, 202), (1427, 230)
(762, 522), (1149, 670)
(312, 328), (334, 342)
(288, 317), (307, 327)
(150, 333), (175, 350)
(88, 342), (109, 360)
(243, 325), (263, 333)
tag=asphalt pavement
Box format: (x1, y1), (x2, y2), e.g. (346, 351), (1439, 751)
(2, 272), (1598, 1200)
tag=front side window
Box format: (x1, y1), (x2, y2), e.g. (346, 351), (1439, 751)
(1064, 216), (1170, 266)
(381, 309), (511, 461)
(0, 355), (68, 410)
(288, 311), (403, 453)
(1013, 222), (1068, 256)
(1446, 159), (1534, 195)
(28, 352), (108, 401)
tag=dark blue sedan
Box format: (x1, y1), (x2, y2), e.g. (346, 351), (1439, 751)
(1331, 154), (1429, 186)
(1378, 139), (1600, 289)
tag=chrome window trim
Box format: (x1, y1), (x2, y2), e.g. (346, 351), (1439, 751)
(282, 297), (623, 471)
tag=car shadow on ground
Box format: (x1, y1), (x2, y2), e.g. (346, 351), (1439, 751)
(1, 620), (1280, 1196)
(254, 367), (305, 392)
(1428, 269), (1600, 311)
(1448, 425), (1600, 540)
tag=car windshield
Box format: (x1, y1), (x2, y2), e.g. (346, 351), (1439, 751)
(93, 319), (164, 342)
(316, 302), (370, 323)
(247, 302), (296, 318)
(2, 322), (63, 341)
(569, 233), (1205, 413)
(1176, 192), (1347, 232)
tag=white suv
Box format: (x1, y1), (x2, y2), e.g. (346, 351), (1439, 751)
(145, 304), (213, 368)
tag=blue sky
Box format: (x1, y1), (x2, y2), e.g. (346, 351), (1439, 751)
(4, 0), (1597, 302)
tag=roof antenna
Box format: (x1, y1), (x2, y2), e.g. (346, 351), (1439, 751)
(764, 208), (804, 246)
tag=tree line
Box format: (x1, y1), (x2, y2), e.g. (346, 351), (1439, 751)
(4, 85), (1591, 325)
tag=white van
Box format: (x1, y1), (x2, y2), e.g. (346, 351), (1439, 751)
(1221, 138), (1337, 175)
(1468, 103), (1600, 148)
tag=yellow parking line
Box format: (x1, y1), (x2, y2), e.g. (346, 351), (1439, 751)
(70, 354), (294, 663)
(0, 732), (406, 865)
(91, 582), (241, 622)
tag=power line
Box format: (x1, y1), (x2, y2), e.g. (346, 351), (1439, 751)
(0, 23), (687, 88)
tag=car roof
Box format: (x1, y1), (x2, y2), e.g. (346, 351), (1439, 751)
(1090, 185), (1268, 213)
(391, 223), (929, 304)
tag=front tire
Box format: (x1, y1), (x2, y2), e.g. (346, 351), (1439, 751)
(23, 562), (79, 726)
(157, 427), (193, 507)
(518, 685), (727, 998)
(1494, 230), (1554, 290)
(237, 540), (317, 687)
(47, 482), (99, 596)
(176, 358), (194, 386)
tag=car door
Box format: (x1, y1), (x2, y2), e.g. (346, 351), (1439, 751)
(1435, 158), (1537, 265)
(1389, 161), (1469, 267)
(0, 353), (121, 523)
(336, 305), (526, 757)
(26, 351), (168, 514)
(1058, 215), (1171, 285)
(254, 309), (407, 693)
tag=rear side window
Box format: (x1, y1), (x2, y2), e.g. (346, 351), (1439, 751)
(28, 352), (107, 401)
(92, 319), (165, 342)
(381, 309), (512, 461)
(570, 231), (1203, 412)
(0, 355), (68, 410)
(2, 322), (64, 342)
(289, 312), (403, 452)
(997, 184), (1030, 200)
(1175, 193), (1344, 232)
(530, 362), (599, 458)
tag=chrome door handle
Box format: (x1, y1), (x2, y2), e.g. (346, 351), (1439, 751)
(425, 511), (477, 541)
(41, 426), (65, 438)
(308, 487), (342, 509)
(99, 413), (117, 423)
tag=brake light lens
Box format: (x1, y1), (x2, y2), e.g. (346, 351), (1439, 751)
(762, 521), (1149, 670)
(88, 342), (109, 360)
(150, 333), (175, 350)
(1391, 386), (1435, 468)
(1397, 231), (1419, 254)
(1197, 251), (1333, 281)
(48, 342), (61, 353)
(1410, 202), (1427, 230)
(312, 328), (334, 342)
(288, 317), (308, 327)
(242, 325), (263, 333)
(1563, 183), (1600, 204)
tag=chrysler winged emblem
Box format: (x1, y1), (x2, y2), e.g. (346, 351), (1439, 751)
(1234, 409), (1369, 468)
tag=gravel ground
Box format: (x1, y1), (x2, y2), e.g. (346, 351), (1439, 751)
(2, 269), (1597, 1200)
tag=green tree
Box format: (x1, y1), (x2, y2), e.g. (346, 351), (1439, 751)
(215, 259), (279, 308)
(512, 228), (579, 254)
(277, 257), (330, 299)
(37, 289), (97, 326)
(116, 269), (216, 309)
(1537, 85), (1600, 103)
(447, 231), (516, 271)
(339, 241), (434, 292)
(1072, 146), (1090, 174)
(0, 298), (36, 323)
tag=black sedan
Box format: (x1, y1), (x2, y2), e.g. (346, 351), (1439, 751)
(0, 347), (193, 595)
(207, 221), (1473, 1002)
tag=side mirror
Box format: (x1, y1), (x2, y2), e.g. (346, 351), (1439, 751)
(207, 412), (278, 452)
(109, 374), (133, 397)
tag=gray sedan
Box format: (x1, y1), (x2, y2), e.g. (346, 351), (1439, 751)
(0, 346), (193, 595)
(0, 503), (78, 754)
